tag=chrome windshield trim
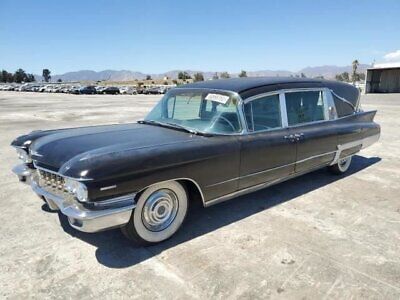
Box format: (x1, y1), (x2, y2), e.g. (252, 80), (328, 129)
(152, 87), (247, 136)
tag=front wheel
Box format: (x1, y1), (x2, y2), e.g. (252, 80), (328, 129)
(328, 156), (352, 175)
(121, 181), (188, 245)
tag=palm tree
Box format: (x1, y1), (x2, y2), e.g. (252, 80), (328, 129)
(42, 69), (51, 82)
(352, 60), (359, 84)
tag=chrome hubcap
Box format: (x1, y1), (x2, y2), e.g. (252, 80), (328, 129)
(142, 189), (179, 232)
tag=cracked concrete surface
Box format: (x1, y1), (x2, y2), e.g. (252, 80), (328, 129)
(0, 91), (399, 299)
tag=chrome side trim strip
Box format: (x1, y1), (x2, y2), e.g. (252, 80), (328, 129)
(204, 164), (325, 207)
(296, 151), (336, 164)
(100, 185), (117, 191)
(331, 139), (362, 165)
(206, 151), (336, 189)
(205, 132), (380, 207)
(206, 177), (239, 188)
(330, 133), (380, 165)
(239, 162), (294, 179)
(92, 193), (136, 206)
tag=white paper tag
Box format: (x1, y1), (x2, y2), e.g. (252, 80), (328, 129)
(205, 93), (230, 104)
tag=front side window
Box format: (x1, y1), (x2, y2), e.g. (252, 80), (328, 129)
(244, 94), (282, 132)
(285, 91), (325, 126)
(145, 89), (242, 134)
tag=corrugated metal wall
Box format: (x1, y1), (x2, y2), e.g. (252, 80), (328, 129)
(366, 68), (400, 93)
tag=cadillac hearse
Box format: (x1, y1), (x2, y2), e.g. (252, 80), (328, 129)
(12, 77), (380, 244)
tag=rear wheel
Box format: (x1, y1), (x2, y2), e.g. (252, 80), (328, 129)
(121, 181), (188, 245)
(328, 156), (352, 175)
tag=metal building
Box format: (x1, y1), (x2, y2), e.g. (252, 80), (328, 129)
(365, 62), (400, 93)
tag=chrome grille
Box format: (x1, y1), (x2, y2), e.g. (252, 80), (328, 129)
(37, 169), (68, 198)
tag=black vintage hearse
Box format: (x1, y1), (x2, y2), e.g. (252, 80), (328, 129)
(12, 77), (380, 244)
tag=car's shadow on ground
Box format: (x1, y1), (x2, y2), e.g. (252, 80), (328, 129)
(57, 155), (380, 268)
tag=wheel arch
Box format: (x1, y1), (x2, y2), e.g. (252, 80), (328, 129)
(134, 178), (206, 207)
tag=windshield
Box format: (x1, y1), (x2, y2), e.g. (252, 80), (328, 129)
(144, 89), (242, 134)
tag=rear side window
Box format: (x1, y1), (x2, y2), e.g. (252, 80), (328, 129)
(285, 91), (325, 126)
(244, 94), (281, 132)
(333, 95), (355, 117)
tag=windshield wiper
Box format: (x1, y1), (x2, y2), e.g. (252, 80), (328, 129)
(138, 120), (214, 137)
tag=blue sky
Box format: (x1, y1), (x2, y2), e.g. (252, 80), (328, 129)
(1, 0), (399, 74)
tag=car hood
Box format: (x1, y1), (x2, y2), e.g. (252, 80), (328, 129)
(30, 123), (200, 173)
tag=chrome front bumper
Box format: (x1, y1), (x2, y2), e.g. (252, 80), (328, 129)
(12, 164), (33, 184)
(12, 164), (136, 233)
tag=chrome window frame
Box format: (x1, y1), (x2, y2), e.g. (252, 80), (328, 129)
(281, 87), (331, 128)
(242, 91), (284, 133)
(240, 87), (337, 134)
(168, 86), (355, 135)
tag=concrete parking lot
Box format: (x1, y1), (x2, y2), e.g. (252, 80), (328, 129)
(0, 91), (399, 299)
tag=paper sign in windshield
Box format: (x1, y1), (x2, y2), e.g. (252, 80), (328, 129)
(205, 93), (230, 104)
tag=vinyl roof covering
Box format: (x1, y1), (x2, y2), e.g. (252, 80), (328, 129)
(181, 77), (360, 107)
(182, 77), (325, 93)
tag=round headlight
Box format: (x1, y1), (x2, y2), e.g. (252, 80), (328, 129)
(16, 148), (32, 163)
(65, 178), (88, 202)
(75, 183), (88, 202)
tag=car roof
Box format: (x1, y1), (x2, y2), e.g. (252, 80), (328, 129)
(180, 77), (360, 106)
(182, 77), (324, 93)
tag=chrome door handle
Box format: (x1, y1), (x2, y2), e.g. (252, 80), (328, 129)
(284, 134), (296, 142)
(294, 133), (304, 141)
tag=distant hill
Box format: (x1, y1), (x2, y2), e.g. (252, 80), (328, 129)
(50, 70), (147, 82)
(36, 64), (371, 82)
(299, 64), (370, 78)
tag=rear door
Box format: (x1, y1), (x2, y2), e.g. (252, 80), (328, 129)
(284, 89), (338, 173)
(238, 92), (296, 189)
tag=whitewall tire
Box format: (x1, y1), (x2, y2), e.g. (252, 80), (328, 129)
(328, 156), (352, 175)
(121, 181), (188, 245)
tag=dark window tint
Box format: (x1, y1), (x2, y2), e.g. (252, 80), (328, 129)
(333, 95), (355, 117)
(285, 91), (325, 126)
(244, 94), (281, 132)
